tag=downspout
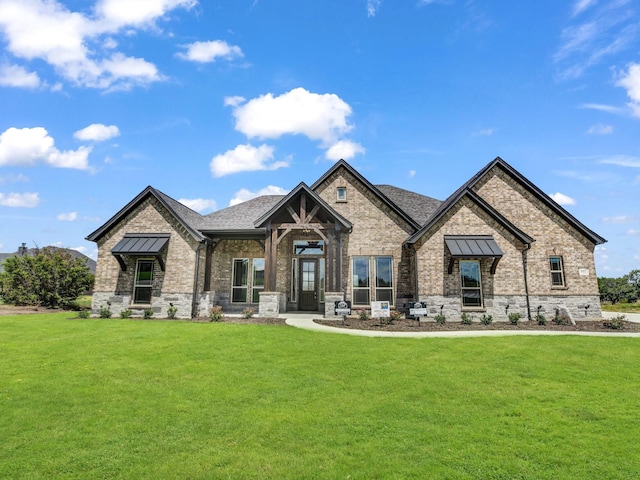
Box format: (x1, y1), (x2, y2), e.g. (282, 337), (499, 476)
(191, 241), (206, 318)
(522, 243), (532, 321)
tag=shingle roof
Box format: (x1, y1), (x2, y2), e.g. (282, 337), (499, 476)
(375, 185), (442, 226)
(199, 196), (285, 232)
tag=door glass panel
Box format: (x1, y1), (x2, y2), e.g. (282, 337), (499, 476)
(302, 261), (315, 291)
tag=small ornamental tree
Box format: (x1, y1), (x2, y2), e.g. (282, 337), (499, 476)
(0, 247), (94, 309)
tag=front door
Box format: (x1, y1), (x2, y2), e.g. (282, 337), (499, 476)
(299, 259), (317, 311)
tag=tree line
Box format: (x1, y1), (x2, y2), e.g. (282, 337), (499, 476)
(598, 269), (640, 304)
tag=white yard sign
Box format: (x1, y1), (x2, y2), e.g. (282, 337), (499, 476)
(371, 301), (390, 318)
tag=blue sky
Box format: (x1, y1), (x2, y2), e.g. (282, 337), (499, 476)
(0, 0), (638, 275)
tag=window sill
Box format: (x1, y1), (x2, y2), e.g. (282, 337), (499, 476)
(550, 286), (568, 290)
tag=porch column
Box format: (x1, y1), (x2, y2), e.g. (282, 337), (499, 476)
(264, 224), (278, 292)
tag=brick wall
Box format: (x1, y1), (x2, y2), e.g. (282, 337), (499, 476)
(314, 168), (416, 307)
(92, 197), (199, 318)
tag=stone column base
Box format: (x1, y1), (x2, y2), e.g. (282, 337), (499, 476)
(259, 292), (283, 317)
(324, 292), (345, 318)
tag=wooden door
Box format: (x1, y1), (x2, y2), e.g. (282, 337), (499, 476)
(299, 259), (317, 311)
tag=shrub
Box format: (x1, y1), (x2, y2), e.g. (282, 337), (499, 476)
(553, 312), (570, 326)
(535, 313), (547, 325)
(460, 312), (472, 325)
(389, 309), (403, 323)
(508, 312), (522, 325)
(603, 314), (626, 330)
(120, 309), (132, 319)
(0, 246), (93, 309)
(77, 309), (90, 319)
(481, 313), (493, 325)
(167, 305), (178, 319)
(242, 307), (254, 319)
(143, 308), (154, 319)
(434, 314), (446, 324)
(209, 305), (223, 322)
(98, 306), (111, 319)
(357, 309), (369, 321)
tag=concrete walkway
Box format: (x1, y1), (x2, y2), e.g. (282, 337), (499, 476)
(281, 311), (640, 338)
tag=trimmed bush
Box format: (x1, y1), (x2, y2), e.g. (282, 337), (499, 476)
(481, 314), (493, 325)
(508, 312), (522, 325)
(460, 312), (472, 325)
(77, 309), (90, 319)
(98, 306), (111, 319)
(120, 309), (132, 319)
(435, 314), (446, 324)
(209, 305), (223, 322)
(535, 313), (547, 326)
(167, 305), (178, 319)
(603, 314), (626, 330)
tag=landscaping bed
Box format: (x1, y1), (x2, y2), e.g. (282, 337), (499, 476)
(314, 316), (640, 332)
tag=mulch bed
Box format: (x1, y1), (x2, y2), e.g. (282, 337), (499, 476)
(314, 317), (640, 332)
(197, 316), (287, 325)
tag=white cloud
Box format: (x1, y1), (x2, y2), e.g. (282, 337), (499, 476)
(210, 144), (289, 177)
(572, 0), (597, 17)
(367, 0), (381, 17)
(599, 155), (640, 168)
(231, 87), (353, 145)
(0, 64), (40, 88)
(616, 62), (640, 117)
(224, 95), (245, 107)
(579, 103), (625, 114)
(229, 185), (289, 206)
(0, 192), (40, 207)
(57, 211), (78, 221)
(0, 127), (91, 170)
(627, 229), (640, 235)
(325, 140), (365, 161)
(74, 123), (120, 142)
(94, 0), (197, 28)
(472, 128), (494, 136)
(408, 170), (416, 178)
(0, 0), (193, 90)
(602, 215), (637, 224)
(555, 2), (639, 80)
(549, 192), (576, 206)
(586, 123), (613, 135)
(177, 40), (243, 63)
(178, 198), (217, 213)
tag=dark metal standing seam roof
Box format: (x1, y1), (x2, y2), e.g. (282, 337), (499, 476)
(112, 234), (170, 254)
(444, 235), (503, 257)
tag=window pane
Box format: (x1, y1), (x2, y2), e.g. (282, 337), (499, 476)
(293, 240), (324, 255)
(462, 290), (482, 307)
(134, 287), (152, 304)
(551, 272), (564, 286)
(549, 256), (565, 286)
(232, 288), (247, 303)
(376, 289), (393, 303)
(319, 258), (325, 302)
(353, 257), (369, 287)
(291, 259), (298, 302)
(375, 257), (393, 287)
(460, 261), (480, 288)
(354, 289), (370, 305)
(136, 261), (154, 285)
(252, 259), (265, 287)
(233, 259), (248, 287)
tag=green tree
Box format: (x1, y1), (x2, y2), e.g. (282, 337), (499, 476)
(598, 275), (634, 304)
(0, 247), (94, 309)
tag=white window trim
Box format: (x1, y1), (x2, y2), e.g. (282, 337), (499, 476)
(549, 255), (566, 288)
(337, 187), (347, 202)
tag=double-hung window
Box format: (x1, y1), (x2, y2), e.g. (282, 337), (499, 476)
(352, 256), (394, 305)
(352, 257), (370, 305)
(460, 260), (482, 308)
(375, 256), (393, 303)
(549, 256), (565, 287)
(232, 258), (249, 302)
(134, 259), (154, 304)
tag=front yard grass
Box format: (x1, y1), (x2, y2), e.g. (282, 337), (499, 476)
(1, 313), (639, 479)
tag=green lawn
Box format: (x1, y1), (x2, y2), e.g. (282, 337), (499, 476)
(1, 314), (639, 479)
(602, 302), (640, 313)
